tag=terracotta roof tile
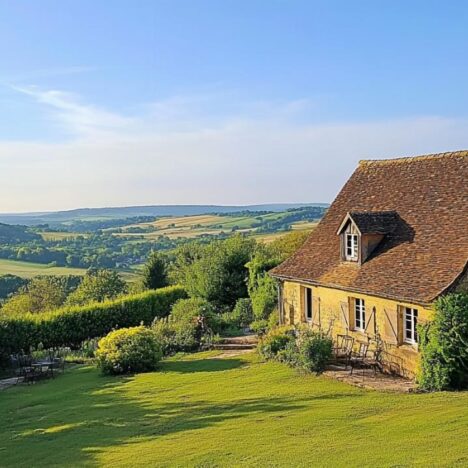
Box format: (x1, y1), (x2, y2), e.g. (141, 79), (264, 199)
(271, 150), (468, 304)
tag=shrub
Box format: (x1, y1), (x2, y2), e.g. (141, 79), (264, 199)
(96, 326), (162, 375)
(151, 319), (199, 356)
(418, 293), (468, 391)
(231, 298), (254, 328)
(258, 326), (332, 374)
(170, 297), (217, 324)
(295, 328), (333, 373)
(0, 286), (186, 360)
(250, 319), (269, 335)
(258, 326), (295, 360)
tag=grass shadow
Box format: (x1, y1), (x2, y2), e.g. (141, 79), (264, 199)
(159, 357), (246, 374)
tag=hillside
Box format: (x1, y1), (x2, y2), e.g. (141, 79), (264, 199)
(0, 203), (327, 226)
(0, 223), (40, 244)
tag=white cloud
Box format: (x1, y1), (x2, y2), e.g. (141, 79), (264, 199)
(1, 87), (467, 212)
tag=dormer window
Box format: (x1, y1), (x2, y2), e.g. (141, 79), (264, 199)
(337, 211), (398, 264)
(346, 233), (359, 261)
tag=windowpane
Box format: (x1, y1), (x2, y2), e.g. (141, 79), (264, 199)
(404, 307), (418, 343)
(305, 288), (313, 321)
(354, 298), (365, 330)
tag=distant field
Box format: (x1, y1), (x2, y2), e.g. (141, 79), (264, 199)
(38, 231), (86, 241)
(114, 213), (320, 242)
(0, 258), (138, 282)
(0, 259), (87, 278)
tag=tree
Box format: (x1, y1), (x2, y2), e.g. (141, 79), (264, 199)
(66, 269), (127, 306)
(246, 245), (280, 320)
(174, 236), (256, 309)
(1, 276), (69, 315)
(142, 251), (168, 290)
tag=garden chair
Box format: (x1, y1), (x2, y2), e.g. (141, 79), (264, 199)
(349, 341), (370, 375)
(18, 354), (42, 384)
(333, 334), (354, 368)
(362, 347), (383, 375)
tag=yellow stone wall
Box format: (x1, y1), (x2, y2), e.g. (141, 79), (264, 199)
(280, 280), (434, 378)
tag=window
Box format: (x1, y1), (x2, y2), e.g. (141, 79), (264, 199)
(346, 234), (359, 261)
(304, 287), (313, 322)
(354, 298), (366, 330)
(404, 307), (418, 344)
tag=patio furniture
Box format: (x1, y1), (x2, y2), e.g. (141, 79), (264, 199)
(32, 360), (55, 379)
(349, 341), (370, 375)
(333, 334), (354, 368)
(362, 348), (383, 375)
(17, 354), (42, 384)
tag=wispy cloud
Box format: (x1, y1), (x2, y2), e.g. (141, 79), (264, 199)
(0, 86), (467, 212)
(11, 85), (133, 137)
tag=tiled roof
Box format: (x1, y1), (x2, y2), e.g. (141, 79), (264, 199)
(271, 150), (468, 304)
(339, 211), (399, 235)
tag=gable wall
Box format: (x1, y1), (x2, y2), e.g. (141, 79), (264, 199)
(280, 280), (433, 378)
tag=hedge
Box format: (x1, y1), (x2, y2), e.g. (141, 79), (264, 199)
(0, 286), (186, 357)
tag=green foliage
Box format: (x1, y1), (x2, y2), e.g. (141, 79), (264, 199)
(170, 297), (217, 323)
(231, 298), (254, 328)
(418, 293), (468, 391)
(0, 286), (186, 358)
(96, 326), (162, 375)
(258, 326), (295, 359)
(142, 251), (168, 290)
(250, 319), (269, 335)
(294, 328), (333, 373)
(0, 275), (27, 300)
(66, 269), (127, 306)
(151, 319), (199, 356)
(1, 276), (75, 315)
(259, 326), (332, 374)
(269, 230), (309, 259)
(174, 236), (255, 308)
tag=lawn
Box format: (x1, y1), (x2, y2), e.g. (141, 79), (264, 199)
(1, 352), (467, 467)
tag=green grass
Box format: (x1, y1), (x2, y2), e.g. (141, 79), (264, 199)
(0, 258), (88, 278)
(1, 352), (467, 467)
(0, 258), (138, 282)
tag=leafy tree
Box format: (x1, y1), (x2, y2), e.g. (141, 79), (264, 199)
(418, 293), (468, 391)
(1, 276), (69, 315)
(0, 275), (27, 300)
(142, 251), (168, 290)
(66, 269), (127, 306)
(270, 230), (309, 260)
(174, 236), (256, 309)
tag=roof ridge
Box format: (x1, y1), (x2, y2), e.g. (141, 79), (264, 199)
(359, 150), (468, 166)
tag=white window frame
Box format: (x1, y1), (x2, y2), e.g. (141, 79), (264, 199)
(404, 307), (418, 344)
(346, 233), (359, 261)
(354, 298), (366, 331)
(304, 287), (313, 322)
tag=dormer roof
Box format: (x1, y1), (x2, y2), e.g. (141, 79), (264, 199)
(271, 150), (468, 305)
(337, 211), (399, 236)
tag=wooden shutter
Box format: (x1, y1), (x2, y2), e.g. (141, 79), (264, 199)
(312, 296), (321, 327)
(340, 301), (349, 332)
(365, 306), (376, 336)
(348, 297), (356, 331)
(383, 308), (399, 345)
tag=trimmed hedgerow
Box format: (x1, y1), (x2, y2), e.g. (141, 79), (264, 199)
(418, 292), (468, 391)
(0, 286), (186, 358)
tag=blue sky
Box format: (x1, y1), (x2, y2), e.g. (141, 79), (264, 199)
(1, 1), (468, 211)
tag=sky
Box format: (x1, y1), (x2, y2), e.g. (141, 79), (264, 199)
(1, 0), (468, 212)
